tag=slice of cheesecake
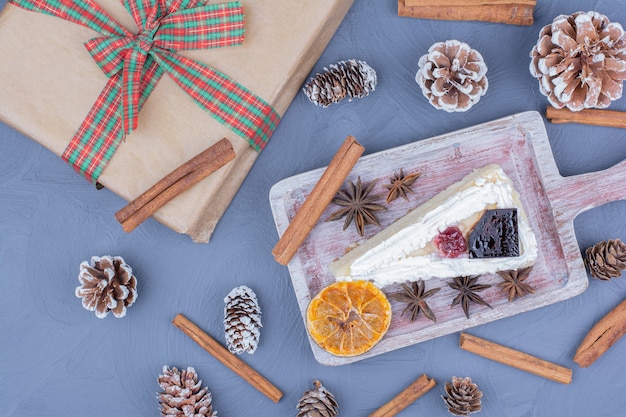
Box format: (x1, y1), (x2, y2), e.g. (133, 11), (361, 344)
(329, 164), (538, 287)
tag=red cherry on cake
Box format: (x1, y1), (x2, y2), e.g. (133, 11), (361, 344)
(434, 226), (467, 258)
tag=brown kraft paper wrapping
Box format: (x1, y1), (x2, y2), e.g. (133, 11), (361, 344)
(0, 0), (354, 242)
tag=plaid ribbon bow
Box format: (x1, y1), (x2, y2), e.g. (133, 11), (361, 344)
(10, 0), (280, 183)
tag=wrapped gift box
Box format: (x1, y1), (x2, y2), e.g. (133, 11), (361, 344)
(0, 0), (354, 242)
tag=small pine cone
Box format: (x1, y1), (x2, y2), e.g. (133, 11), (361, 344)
(224, 285), (262, 354)
(530, 11), (626, 111)
(416, 40), (488, 112)
(157, 366), (216, 417)
(75, 255), (138, 318)
(442, 376), (482, 416)
(297, 380), (339, 417)
(584, 239), (626, 280)
(303, 59), (377, 107)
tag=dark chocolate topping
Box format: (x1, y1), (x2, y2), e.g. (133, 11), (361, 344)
(468, 208), (519, 258)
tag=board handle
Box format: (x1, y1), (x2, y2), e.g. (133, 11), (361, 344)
(546, 159), (626, 218)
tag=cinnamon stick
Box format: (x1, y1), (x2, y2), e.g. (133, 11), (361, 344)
(172, 314), (283, 403)
(398, 0), (535, 26)
(272, 135), (364, 265)
(368, 374), (436, 417)
(405, 0), (535, 6)
(459, 333), (572, 384)
(115, 138), (235, 233)
(574, 298), (626, 368)
(546, 106), (626, 129)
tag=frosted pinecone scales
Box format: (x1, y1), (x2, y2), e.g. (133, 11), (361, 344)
(157, 366), (217, 417)
(297, 380), (339, 417)
(442, 376), (482, 416)
(224, 286), (262, 354)
(530, 11), (626, 111)
(75, 255), (137, 319)
(303, 59), (377, 107)
(416, 40), (488, 112)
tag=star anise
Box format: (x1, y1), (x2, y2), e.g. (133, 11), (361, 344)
(391, 280), (441, 322)
(326, 177), (386, 236)
(448, 276), (492, 319)
(497, 266), (534, 302)
(383, 168), (421, 203)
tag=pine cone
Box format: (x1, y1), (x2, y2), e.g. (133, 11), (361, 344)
(442, 376), (482, 416)
(415, 40), (488, 112)
(530, 11), (626, 111)
(157, 366), (216, 417)
(297, 380), (339, 417)
(584, 238), (626, 280)
(224, 285), (262, 354)
(303, 59), (377, 107)
(75, 255), (137, 318)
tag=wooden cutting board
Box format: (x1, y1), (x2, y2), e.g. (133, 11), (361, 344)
(270, 111), (626, 366)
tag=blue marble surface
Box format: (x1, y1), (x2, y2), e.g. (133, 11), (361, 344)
(2, 1), (626, 416)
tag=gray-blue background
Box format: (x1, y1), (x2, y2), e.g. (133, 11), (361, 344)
(2, 1), (626, 416)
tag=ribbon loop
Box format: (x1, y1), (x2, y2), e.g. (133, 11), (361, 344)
(85, 36), (133, 78)
(15, 0), (131, 37)
(123, 0), (158, 29)
(154, 2), (245, 50)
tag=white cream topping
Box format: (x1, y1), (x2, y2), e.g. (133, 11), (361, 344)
(337, 167), (538, 286)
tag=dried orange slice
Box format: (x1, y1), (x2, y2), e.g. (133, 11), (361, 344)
(306, 280), (392, 357)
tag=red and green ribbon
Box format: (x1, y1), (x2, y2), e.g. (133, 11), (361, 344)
(10, 0), (280, 183)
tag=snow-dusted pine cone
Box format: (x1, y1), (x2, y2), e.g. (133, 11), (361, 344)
(297, 380), (339, 417)
(416, 40), (488, 112)
(75, 255), (137, 318)
(303, 59), (377, 107)
(530, 11), (626, 111)
(157, 366), (216, 417)
(224, 285), (262, 354)
(584, 238), (626, 280)
(442, 376), (482, 416)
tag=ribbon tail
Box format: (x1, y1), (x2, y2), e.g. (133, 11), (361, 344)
(138, 55), (165, 108)
(122, 49), (149, 136)
(62, 75), (124, 183)
(153, 50), (280, 151)
(62, 57), (164, 183)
